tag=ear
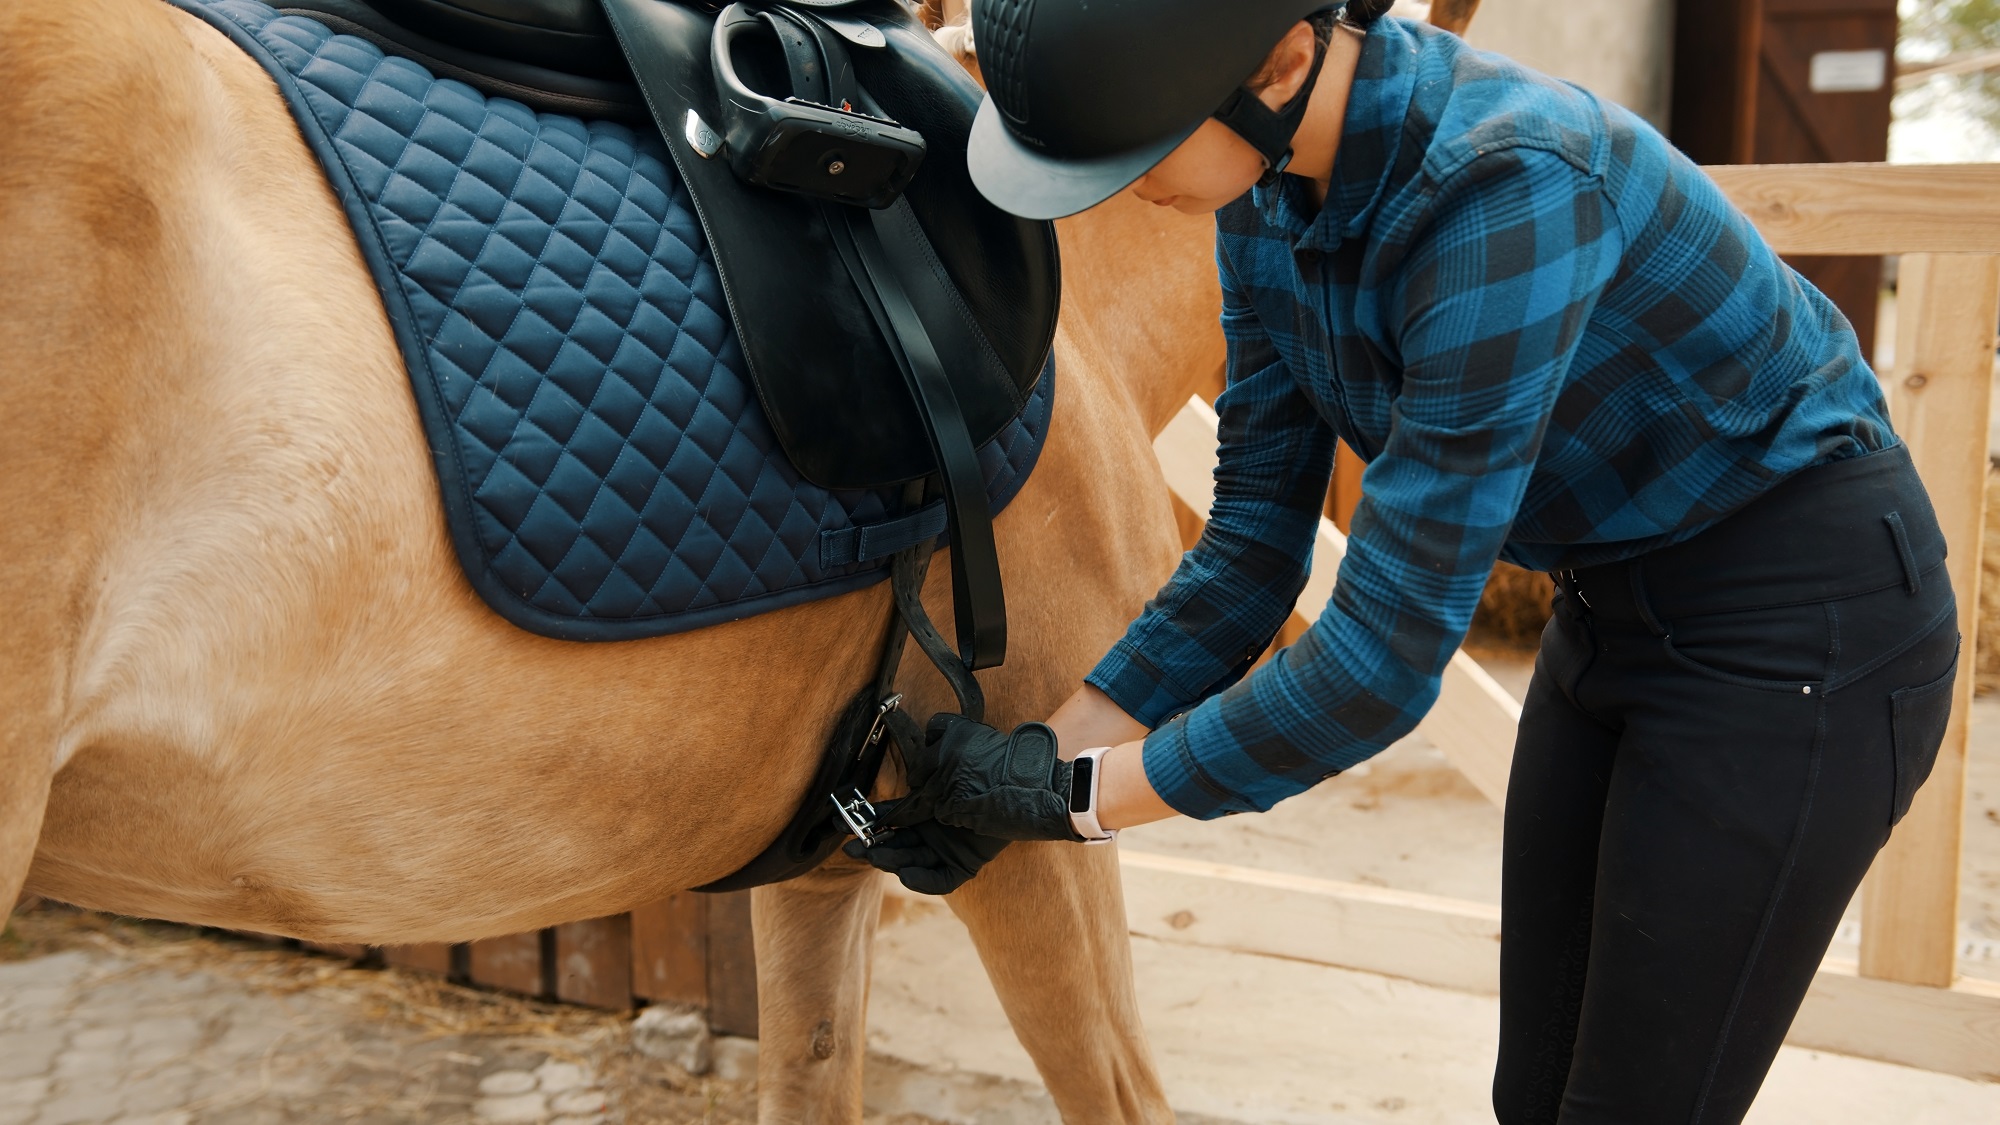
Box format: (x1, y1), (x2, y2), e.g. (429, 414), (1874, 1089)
(1257, 21), (1321, 109)
(917, 0), (948, 31)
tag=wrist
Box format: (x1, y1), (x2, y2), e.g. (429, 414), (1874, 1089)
(1097, 738), (1180, 831)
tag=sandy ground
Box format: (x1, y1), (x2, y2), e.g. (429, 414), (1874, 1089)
(0, 910), (939, 1125)
(868, 891), (2000, 1125)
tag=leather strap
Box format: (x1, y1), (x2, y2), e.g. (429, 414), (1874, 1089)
(778, 7), (1007, 670)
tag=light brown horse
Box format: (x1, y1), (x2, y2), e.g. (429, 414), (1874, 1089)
(0, 0), (1225, 1120)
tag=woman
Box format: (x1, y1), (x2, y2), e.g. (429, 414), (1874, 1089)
(848, 2), (1960, 1121)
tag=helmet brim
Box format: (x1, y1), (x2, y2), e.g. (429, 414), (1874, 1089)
(968, 97), (1199, 221)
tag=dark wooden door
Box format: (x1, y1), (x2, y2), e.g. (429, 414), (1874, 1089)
(1673, 0), (1898, 356)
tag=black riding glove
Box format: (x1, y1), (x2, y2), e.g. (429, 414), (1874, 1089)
(842, 822), (1011, 896)
(887, 714), (1083, 842)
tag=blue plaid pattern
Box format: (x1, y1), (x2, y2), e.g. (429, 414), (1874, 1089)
(1088, 18), (1895, 819)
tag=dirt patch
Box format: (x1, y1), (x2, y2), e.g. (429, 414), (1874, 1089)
(0, 902), (781, 1124)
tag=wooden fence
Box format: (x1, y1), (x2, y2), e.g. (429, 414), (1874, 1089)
(311, 891), (759, 1038)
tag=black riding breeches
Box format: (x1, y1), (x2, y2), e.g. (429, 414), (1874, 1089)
(1491, 445), (1960, 1125)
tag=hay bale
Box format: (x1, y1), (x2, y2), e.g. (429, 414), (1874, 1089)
(1471, 561), (1552, 651)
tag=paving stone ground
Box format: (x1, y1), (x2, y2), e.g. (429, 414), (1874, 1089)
(0, 908), (932, 1125)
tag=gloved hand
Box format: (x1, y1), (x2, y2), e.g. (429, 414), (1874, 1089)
(887, 714), (1083, 842)
(842, 821), (1010, 895)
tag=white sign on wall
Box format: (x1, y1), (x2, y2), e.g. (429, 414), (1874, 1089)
(1809, 49), (1889, 94)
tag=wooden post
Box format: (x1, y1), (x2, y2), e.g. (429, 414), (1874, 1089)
(1860, 252), (2000, 987)
(469, 931), (548, 998)
(381, 944), (457, 977)
(298, 941), (368, 961)
(553, 915), (634, 1010)
(632, 894), (711, 1010)
(705, 891), (760, 1038)
(1427, 0), (1484, 36)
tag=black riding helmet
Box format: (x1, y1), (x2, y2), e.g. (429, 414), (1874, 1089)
(968, 0), (1390, 219)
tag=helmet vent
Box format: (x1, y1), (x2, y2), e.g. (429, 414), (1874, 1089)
(975, 0), (1038, 129)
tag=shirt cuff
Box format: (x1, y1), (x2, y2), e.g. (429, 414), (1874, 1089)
(1139, 700), (1261, 821)
(1084, 639), (1198, 730)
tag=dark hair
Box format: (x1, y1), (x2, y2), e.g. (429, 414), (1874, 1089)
(1342, 0), (1396, 28)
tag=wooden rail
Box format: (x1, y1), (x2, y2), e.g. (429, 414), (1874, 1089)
(1148, 162), (2000, 1076)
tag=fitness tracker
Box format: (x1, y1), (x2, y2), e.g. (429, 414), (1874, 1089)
(1068, 746), (1119, 845)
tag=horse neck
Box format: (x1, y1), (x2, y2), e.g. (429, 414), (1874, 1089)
(1053, 195), (1227, 438)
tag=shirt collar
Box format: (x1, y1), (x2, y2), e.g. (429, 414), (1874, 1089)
(1249, 17), (1421, 253)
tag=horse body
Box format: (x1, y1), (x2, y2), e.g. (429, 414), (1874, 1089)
(2, 0), (1219, 1119)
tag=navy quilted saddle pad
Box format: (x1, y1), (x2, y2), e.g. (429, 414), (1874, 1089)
(170, 0), (1053, 641)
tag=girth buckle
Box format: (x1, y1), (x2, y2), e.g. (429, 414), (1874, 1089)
(832, 789), (881, 848)
(865, 692), (905, 749)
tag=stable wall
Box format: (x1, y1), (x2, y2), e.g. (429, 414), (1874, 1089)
(1422, 0), (1680, 129)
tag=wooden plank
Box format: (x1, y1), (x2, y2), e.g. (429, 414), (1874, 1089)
(1704, 164), (2000, 255)
(1154, 396), (1522, 809)
(469, 930), (547, 998)
(1789, 960), (2000, 1082)
(298, 939), (365, 959)
(553, 914), (634, 1010)
(1107, 851), (2000, 1080)
(381, 944), (456, 976)
(1419, 653), (1521, 809)
(1120, 850), (1503, 994)
(632, 894), (710, 1010)
(705, 891), (759, 1038)
(1860, 253), (2000, 987)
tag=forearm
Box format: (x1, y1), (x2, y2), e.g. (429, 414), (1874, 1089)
(1041, 684), (1180, 831)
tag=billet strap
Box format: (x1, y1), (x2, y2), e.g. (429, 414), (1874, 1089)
(692, 532), (974, 892)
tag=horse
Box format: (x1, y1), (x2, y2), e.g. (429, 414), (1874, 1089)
(0, 0), (1227, 1120)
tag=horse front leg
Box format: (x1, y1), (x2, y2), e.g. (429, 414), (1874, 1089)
(750, 852), (885, 1125)
(947, 840), (1173, 1124)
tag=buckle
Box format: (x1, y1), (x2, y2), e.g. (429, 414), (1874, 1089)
(865, 692), (905, 749)
(831, 788), (881, 847)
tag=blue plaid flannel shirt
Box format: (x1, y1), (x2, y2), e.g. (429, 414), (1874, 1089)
(1085, 17), (1896, 820)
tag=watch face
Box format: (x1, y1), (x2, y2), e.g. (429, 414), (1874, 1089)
(1069, 755), (1095, 814)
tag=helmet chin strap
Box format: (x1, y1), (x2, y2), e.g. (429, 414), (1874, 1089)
(1211, 24), (1334, 187)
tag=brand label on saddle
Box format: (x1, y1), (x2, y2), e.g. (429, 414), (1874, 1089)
(817, 15), (886, 49)
(685, 110), (724, 158)
(169, 0), (1054, 642)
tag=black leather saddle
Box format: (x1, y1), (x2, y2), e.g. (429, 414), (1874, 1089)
(282, 0), (1061, 673)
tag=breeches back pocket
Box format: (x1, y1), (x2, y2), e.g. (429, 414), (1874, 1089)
(1889, 650), (1959, 827)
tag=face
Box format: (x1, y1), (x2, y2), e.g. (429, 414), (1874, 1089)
(1129, 120), (1268, 215)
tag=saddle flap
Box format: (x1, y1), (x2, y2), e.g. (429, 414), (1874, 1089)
(601, 0), (1060, 490)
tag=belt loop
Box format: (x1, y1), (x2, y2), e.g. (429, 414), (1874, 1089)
(1884, 512), (1921, 594)
(1629, 558), (1669, 637)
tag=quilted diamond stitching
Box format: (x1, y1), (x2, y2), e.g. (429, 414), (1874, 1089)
(189, 0), (1052, 637)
